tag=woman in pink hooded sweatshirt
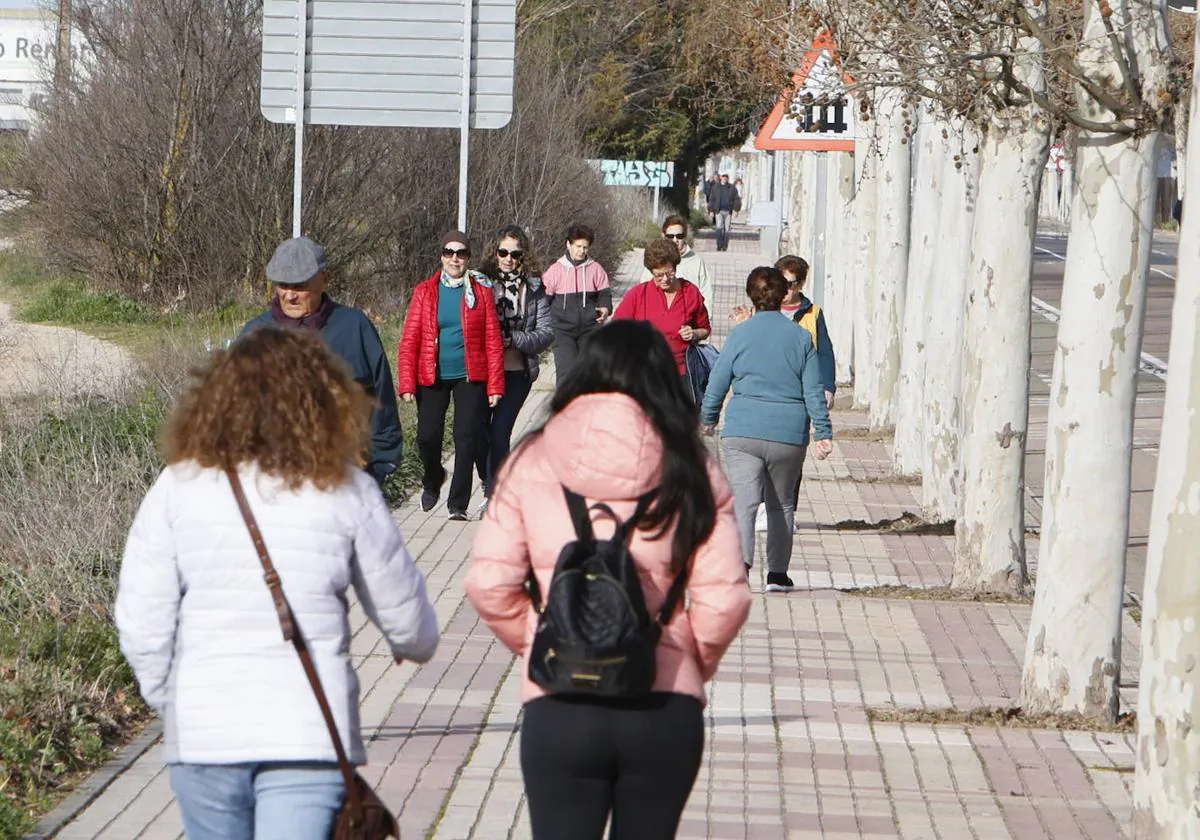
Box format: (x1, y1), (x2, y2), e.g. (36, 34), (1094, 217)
(465, 320), (751, 839)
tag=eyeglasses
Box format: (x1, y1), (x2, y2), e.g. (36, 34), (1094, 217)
(496, 248), (523, 259)
(442, 248), (469, 259)
(664, 233), (687, 241)
(650, 268), (677, 280)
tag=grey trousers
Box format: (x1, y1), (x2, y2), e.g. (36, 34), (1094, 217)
(723, 437), (807, 573)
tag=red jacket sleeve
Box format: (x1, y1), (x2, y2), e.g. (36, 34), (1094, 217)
(397, 283), (426, 395)
(693, 286), (711, 333)
(478, 284), (506, 397)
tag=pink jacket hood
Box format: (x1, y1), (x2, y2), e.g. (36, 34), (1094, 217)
(540, 393), (662, 501)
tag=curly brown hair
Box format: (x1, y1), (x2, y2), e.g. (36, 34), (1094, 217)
(643, 238), (681, 271)
(163, 326), (374, 490)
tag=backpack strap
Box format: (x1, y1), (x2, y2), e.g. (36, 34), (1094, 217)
(527, 488), (658, 612)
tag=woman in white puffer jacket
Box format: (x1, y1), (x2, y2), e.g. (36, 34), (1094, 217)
(115, 325), (439, 840)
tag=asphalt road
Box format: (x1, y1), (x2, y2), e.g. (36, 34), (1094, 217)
(1027, 230), (1177, 602)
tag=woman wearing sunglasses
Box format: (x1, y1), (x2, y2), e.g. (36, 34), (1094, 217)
(398, 230), (505, 520)
(473, 224), (554, 516)
(639, 215), (713, 307)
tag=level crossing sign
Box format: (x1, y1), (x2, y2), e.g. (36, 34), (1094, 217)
(755, 31), (856, 152)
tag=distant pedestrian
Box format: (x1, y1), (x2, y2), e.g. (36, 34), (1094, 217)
(241, 236), (403, 488)
(397, 230), (505, 520)
(701, 267), (833, 593)
(733, 177), (745, 220)
(707, 174), (741, 251)
(613, 239), (711, 392)
(466, 319), (751, 840)
(116, 326), (440, 840)
(473, 224), (554, 517)
(640, 214), (714, 306)
(542, 222), (612, 384)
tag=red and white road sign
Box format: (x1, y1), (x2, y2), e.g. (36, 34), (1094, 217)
(755, 31), (856, 152)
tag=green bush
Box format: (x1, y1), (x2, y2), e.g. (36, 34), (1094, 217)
(19, 280), (149, 326)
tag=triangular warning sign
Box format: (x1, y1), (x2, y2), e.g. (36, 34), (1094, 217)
(756, 31), (856, 152)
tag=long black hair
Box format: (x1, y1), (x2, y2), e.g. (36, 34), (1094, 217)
(542, 320), (717, 573)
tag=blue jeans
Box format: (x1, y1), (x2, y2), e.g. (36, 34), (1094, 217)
(169, 762), (344, 840)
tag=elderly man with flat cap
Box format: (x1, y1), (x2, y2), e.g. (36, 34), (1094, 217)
(241, 236), (403, 487)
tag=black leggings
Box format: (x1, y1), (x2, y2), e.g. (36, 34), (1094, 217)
(520, 693), (704, 840)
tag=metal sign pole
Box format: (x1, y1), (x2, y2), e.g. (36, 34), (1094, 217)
(291, 0), (307, 237)
(457, 0), (472, 232)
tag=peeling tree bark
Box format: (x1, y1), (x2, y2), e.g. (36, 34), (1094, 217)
(869, 82), (910, 430)
(921, 118), (978, 522)
(1131, 20), (1200, 838)
(825, 151), (856, 385)
(953, 112), (1047, 593)
(852, 131), (879, 410)
(893, 107), (943, 476)
(1021, 0), (1171, 722)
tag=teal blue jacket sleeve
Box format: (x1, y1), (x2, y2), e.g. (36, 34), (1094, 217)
(700, 333), (736, 425)
(816, 311), (837, 395)
(802, 338), (833, 440)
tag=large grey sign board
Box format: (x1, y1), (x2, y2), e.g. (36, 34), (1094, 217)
(260, 0), (515, 129)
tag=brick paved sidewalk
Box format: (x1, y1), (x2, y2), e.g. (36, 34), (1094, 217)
(42, 238), (1143, 839)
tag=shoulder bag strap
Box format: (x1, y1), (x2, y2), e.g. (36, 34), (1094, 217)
(226, 469), (364, 818)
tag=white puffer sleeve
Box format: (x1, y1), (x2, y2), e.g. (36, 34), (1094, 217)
(115, 468), (182, 711)
(349, 477), (440, 663)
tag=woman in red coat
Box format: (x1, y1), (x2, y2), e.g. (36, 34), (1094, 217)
(612, 238), (711, 386)
(398, 230), (505, 520)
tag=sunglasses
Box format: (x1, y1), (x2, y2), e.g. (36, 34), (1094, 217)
(442, 248), (469, 258)
(664, 233), (687, 240)
(496, 248), (524, 259)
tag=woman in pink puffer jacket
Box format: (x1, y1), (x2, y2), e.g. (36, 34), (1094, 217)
(465, 320), (751, 840)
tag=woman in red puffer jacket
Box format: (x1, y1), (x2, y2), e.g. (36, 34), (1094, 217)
(398, 230), (505, 521)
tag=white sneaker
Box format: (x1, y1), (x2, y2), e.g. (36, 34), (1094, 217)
(754, 504), (767, 532)
(477, 499), (489, 519)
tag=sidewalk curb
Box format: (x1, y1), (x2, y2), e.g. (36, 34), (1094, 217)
(23, 720), (163, 840)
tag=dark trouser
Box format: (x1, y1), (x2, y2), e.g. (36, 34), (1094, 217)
(475, 370), (533, 497)
(521, 693), (704, 840)
(416, 379), (486, 513)
(792, 445), (809, 511)
(552, 327), (595, 385)
(714, 210), (731, 251)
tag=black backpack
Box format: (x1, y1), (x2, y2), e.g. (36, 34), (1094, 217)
(527, 487), (688, 698)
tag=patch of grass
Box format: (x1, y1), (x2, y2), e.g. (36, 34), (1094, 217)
(19, 279), (149, 326)
(831, 512), (957, 536)
(0, 616), (150, 835)
(867, 704), (1136, 734)
(833, 426), (894, 442)
(838, 584), (1033, 605)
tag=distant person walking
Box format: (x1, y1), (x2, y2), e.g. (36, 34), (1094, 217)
(707, 174), (741, 252)
(701, 267), (833, 593)
(241, 236), (403, 488)
(116, 326), (440, 840)
(640, 214), (714, 306)
(614, 239), (711, 391)
(466, 320), (751, 840)
(397, 230), (505, 520)
(474, 224), (554, 516)
(542, 222), (613, 384)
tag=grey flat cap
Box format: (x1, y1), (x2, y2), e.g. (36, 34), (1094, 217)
(266, 236), (327, 286)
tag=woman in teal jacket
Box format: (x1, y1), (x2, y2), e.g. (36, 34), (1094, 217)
(701, 266), (833, 593)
